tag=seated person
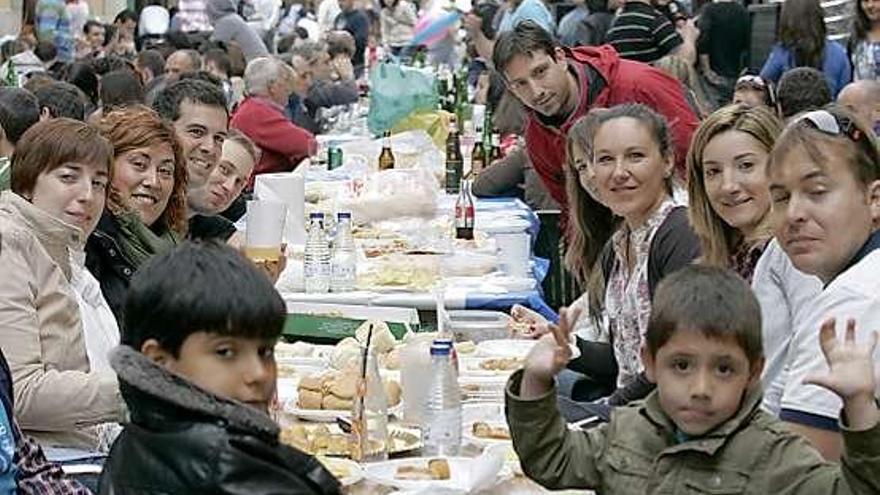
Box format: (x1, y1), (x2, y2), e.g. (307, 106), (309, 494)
(507, 265), (880, 493)
(0, 118), (126, 452)
(0, 88), (40, 191)
(88, 106), (188, 323)
(99, 242), (341, 494)
(836, 80), (880, 136)
(776, 67), (832, 120)
(731, 74), (781, 117)
(763, 106), (880, 460)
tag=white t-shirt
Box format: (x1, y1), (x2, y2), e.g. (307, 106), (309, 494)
(753, 239), (823, 415)
(776, 249), (880, 429)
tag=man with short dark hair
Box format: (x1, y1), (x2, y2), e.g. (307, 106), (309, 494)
(492, 21), (698, 213)
(82, 20), (106, 57)
(0, 88), (40, 191)
(135, 49), (166, 88)
(288, 41), (358, 133)
(33, 81), (88, 121)
(152, 79), (239, 242)
(776, 67), (832, 120)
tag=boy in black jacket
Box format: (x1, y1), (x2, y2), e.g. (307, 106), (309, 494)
(99, 241), (340, 495)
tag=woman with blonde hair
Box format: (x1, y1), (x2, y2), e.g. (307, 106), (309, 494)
(86, 105), (188, 324)
(686, 103), (782, 281)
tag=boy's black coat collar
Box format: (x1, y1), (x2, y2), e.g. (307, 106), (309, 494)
(109, 346), (280, 442)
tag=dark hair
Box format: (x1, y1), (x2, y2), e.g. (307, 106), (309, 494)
(152, 78), (227, 122)
(326, 31), (356, 57)
(33, 40), (56, 63)
(100, 69), (145, 110)
(852, 0), (877, 46)
(11, 118), (113, 195)
(114, 9), (138, 24)
(123, 241), (286, 357)
(492, 21), (558, 80)
(178, 70), (224, 89)
(778, 0), (826, 69)
(768, 105), (880, 191)
(203, 48), (231, 77)
(0, 39), (25, 65)
(64, 62), (99, 105)
(473, 1), (500, 39)
(277, 34), (299, 55)
(0, 88), (40, 145)
(93, 56), (135, 76)
(776, 67), (832, 118)
(646, 265), (763, 365)
(33, 81), (88, 121)
(84, 19), (104, 36)
(136, 49), (166, 78)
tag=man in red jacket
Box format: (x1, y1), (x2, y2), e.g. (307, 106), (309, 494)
(492, 21), (699, 210)
(231, 56), (317, 189)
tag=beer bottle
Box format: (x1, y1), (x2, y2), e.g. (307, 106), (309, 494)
(378, 130), (395, 171)
(489, 132), (503, 162)
(471, 134), (486, 177)
(455, 179), (475, 240)
(445, 119), (463, 195)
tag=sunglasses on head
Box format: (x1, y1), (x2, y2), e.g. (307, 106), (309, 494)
(794, 109), (879, 161)
(735, 75), (765, 89)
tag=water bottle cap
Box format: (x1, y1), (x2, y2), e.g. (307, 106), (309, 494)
(430, 344), (451, 356)
(310, 212), (325, 220)
(433, 338), (453, 347)
(337, 212), (352, 220)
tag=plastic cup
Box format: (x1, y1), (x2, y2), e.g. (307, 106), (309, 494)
(496, 232), (530, 277)
(245, 200), (287, 262)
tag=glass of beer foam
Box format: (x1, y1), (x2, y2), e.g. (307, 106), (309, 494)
(245, 200), (287, 262)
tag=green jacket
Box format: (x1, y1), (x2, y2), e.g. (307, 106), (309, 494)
(0, 157), (10, 192)
(505, 370), (880, 494)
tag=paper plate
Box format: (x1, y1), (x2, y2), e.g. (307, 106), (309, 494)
(475, 339), (536, 358)
(283, 394), (404, 423)
(459, 356), (523, 377)
(363, 457), (510, 491)
(463, 420), (512, 447)
(317, 456), (364, 486)
(281, 423), (421, 458)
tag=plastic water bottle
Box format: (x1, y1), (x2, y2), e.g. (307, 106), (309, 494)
(331, 212), (357, 292)
(421, 342), (461, 456)
(304, 212), (330, 293)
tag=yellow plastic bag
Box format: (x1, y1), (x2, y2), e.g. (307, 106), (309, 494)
(391, 110), (452, 149)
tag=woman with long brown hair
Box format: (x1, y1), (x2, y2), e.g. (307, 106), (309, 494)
(760, 0), (851, 96)
(86, 105), (188, 324)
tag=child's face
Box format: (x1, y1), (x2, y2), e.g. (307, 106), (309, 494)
(643, 330), (761, 437)
(768, 143), (880, 282)
(156, 333), (278, 413)
(732, 89), (766, 109)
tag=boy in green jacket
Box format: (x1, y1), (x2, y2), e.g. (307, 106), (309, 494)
(506, 265), (880, 494)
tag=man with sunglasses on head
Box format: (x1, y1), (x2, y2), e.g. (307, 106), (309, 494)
(762, 106), (880, 461)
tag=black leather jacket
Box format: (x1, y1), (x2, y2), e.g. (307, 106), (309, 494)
(99, 347), (342, 495)
(85, 213), (135, 326)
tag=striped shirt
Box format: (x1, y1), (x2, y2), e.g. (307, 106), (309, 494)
(605, 1), (682, 64)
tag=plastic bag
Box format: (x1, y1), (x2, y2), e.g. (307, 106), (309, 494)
(391, 110), (451, 149)
(367, 62), (438, 135)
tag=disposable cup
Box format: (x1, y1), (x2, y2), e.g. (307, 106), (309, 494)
(245, 200), (287, 262)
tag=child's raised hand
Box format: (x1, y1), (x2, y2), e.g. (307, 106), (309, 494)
(522, 306), (582, 390)
(804, 318), (879, 430)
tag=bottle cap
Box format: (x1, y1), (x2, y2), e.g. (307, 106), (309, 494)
(309, 212), (325, 220)
(430, 343), (452, 356)
(337, 212), (352, 221)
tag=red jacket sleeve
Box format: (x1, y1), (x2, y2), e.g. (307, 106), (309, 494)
(232, 102), (317, 161)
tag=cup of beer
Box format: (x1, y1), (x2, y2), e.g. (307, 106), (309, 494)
(245, 200), (287, 265)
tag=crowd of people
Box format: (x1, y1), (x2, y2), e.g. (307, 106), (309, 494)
(0, 0), (877, 492)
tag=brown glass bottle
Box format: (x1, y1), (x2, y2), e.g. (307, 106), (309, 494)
(445, 120), (463, 194)
(489, 132), (502, 162)
(471, 136), (486, 177)
(378, 130), (395, 171)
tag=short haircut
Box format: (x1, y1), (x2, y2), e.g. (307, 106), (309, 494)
(11, 118), (113, 195)
(100, 69), (145, 111)
(136, 49), (166, 78)
(276, 34), (299, 55)
(123, 241), (286, 357)
(33, 81), (88, 120)
(203, 48), (231, 77)
(93, 56), (135, 76)
(99, 105), (188, 235)
(84, 19), (104, 35)
(326, 31), (356, 57)
(63, 62), (99, 105)
(777, 67), (832, 118)
(492, 21), (558, 80)
(646, 265), (763, 365)
(225, 128), (259, 163)
(33, 40), (56, 63)
(151, 78), (227, 122)
(768, 105), (880, 190)
(178, 70), (224, 89)
(170, 49), (203, 72)
(290, 40), (327, 63)
(0, 88), (40, 145)
(243, 57), (291, 97)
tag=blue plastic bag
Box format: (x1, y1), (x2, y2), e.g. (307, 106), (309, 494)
(367, 62), (438, 136)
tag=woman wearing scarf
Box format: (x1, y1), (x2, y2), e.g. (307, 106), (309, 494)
(87, 105), (188, 325)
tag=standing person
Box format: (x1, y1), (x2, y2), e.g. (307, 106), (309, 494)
(849, 0), (880, 81)
(760, 0), (851, 97)
(380, 0), (417, 57)
(492, 21), (699, 213)
(334, 0), (370, 77)
(0, 118), (126, 453)
(696, 0), (750, 108)
(556, 0), (591, 47)
(207, 0), (270, 63)
(175, 0), (212, 32)
(34, 0), (74, 62)
(231, 57), (316, 188)
(764, 106), (880, 460)
(317, 0), (341, 36)
(604, 0), (683, 64)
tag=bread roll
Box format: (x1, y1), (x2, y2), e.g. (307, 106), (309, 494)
(298, 374), (325, 392)
(322, 394), (354, 411)
(297, 389), (323, 410)
(327, 373), (358, 400)
(383, 379), (402, 407)
(356, 320), (396, 354)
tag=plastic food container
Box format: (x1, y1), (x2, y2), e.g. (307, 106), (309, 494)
(445, 310), (511, 343)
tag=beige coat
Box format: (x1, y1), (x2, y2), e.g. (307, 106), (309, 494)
(0, 192), (125, 450)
